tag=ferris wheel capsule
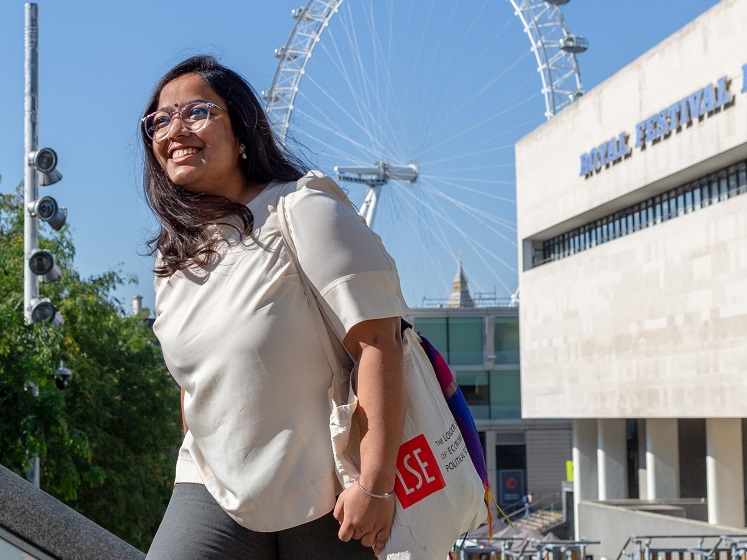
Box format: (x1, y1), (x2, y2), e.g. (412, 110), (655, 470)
(544, 0), (570, 5)
(559, 34), (589, 53)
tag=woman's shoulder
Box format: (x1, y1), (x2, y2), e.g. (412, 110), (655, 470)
(281, 170), (356, 212)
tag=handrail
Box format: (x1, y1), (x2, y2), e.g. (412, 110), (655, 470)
(616, 534), (747, 560)
(460, 538), (601, 560)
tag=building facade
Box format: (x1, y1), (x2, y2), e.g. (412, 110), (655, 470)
(516, 0), (747, 539)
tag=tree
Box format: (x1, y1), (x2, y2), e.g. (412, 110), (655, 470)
(0, 184), (182, 551)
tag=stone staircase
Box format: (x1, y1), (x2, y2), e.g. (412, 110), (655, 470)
(513, 510), (564, 534)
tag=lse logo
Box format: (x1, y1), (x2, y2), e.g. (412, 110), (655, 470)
(394, 434), (446, 509)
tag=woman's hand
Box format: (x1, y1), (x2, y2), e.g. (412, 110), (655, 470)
(338, 316), (405, 556)
(334, 482), (395, 555)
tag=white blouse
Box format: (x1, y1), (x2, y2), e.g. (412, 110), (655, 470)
(153, 171), (408, 532)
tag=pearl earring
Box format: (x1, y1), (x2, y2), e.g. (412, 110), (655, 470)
(240, 143), (247, 160)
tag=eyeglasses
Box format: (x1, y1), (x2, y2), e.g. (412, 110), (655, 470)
(142, 101), (224, 142)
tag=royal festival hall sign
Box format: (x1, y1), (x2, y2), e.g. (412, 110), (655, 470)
(579, 64), (747, 178)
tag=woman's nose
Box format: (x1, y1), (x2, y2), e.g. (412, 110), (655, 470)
(166, 114), (189, 139)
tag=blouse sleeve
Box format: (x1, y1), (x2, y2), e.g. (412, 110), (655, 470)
(282, 171), (409, 341)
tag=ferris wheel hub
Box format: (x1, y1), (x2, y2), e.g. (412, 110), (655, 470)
(335, 161), (419, 188)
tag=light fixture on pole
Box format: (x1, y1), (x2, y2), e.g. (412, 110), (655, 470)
(27, 195), (67, 231)
(28, 147), (62, 186)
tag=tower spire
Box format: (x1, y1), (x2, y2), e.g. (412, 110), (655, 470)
(446, 253), (474, 308)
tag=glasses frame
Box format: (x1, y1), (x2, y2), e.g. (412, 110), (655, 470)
(142, 101), (224, 143)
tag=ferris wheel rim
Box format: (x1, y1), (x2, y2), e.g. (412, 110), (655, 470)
(261, 0), (587, 304)
(263, 0), (584, 138)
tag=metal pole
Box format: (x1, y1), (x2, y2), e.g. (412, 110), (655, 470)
(24, 2), (40, 488)
(24, 2), (39, 323)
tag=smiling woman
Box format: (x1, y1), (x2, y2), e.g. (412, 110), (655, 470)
(139, 56), (306, 276)
(139, 55), (408, 560)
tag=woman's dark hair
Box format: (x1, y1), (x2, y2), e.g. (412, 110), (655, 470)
(141, 55), (308, 276)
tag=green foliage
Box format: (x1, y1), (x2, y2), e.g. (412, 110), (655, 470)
(0, 186), (181, 551)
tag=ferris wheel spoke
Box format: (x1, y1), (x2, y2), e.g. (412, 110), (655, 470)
(418, 181), (517, 244)
(424, 176), (515, 217)
(416, 92), (542, 161)
(296, 78), (384, 157)
(394, 181), (516, 294)
(320, 20), (387, 155)
(417, 178), (516, 234)
(423, 143), (516, 166)
(293, 110), (375, 163)
(420, 11), (530, 145)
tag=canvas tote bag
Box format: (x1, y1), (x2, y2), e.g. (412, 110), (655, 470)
(277, 180), (487, 559)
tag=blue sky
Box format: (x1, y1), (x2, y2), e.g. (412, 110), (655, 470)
(0, 1), (721, 314)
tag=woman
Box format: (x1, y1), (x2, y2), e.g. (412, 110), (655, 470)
(141, 55), (407, 559)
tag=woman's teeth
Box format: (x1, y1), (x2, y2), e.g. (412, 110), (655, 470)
(172, 147), (199, 158)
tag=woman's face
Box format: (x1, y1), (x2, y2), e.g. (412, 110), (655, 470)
(151, 73), (246, 200)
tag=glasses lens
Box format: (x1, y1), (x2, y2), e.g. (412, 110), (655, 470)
(182, 102), (211, 132)
(144, 111), (172, 142)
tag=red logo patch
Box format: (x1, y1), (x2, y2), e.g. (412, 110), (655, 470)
(393, 434), (446, 509)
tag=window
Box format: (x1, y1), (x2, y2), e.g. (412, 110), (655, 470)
(494, 317), (520, 365)
(719, 174), (728, 201)
(676, 189), (685, 216)
(456, 371), (490, 419)
(448, 317), (483, 365)
(684, 189), (693, 213)
(415, 317), (447, 356)
(534, 157), (747, 267)
(413, 316), (483, 365)
(489, 371), (521, 419)
(693, 183), (702, 209)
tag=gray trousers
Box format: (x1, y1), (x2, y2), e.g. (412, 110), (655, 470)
(146, 483), (377, 560)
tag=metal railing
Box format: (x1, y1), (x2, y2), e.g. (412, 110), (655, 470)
(616, 535), (747, 560)
(457, 537), (600, 560)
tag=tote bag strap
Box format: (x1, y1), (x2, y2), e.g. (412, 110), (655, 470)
(276, 186), (353, 389)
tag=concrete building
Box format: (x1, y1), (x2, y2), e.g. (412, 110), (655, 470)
(516, 0), (747, 555)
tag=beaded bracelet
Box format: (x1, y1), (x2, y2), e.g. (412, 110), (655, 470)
(356, 479), (395, 499)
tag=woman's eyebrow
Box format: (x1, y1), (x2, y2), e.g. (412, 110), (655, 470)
(155, 99), (211, 112)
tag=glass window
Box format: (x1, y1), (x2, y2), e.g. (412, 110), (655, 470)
(626, 212), (633, 234)
(654, 196), (662, 223)
(710, 176), (720, 204)
(728, 167), (738, 197)
(494, 317), (520, 365)
(684, 189), (693, 213)
(645, 201), (654, 228)
(661, 195), (671, 222)
(701, 181), (711, 207)
(414, 317), (448, 359)
(456, 371), (489, 419)
(447, 317), (483, 365)
(693, 185), (702, 210)
(676, 190), (685, 216)
(719, 174), (728, 201)
(489, 371), (521, 419)
(738, 164), (747, 194)
(601, 219), (609, 242)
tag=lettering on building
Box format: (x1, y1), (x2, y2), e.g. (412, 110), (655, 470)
(579, 66), (743, 178)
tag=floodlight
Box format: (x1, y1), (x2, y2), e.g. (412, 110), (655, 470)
(28, 196), (67, 231)
(28, 249), (54, 276)
(28, 147), (63, 186)
(29, 297), (55, 324)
